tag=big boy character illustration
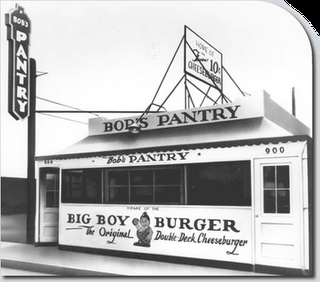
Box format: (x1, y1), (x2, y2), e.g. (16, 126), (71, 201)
(132, 212), (153, 247)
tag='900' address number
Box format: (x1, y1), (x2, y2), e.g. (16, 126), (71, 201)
(265, 146), (285, 154)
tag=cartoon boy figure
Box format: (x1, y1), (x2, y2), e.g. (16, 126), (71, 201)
(132, 212), (153, 247)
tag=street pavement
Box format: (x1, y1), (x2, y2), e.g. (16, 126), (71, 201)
(1, 267), (55, 276)
(1, 241), (272, 277)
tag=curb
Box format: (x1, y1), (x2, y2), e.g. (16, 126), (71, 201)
(1, 258), (120, 276)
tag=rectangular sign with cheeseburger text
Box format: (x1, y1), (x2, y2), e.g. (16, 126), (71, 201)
(185, 26), (222, 90)
(60, 205), (252, 264)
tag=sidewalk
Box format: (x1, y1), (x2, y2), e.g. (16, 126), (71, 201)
(1, 242), (270, 276)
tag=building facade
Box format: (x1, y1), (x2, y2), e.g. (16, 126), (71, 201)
(34, 91), (313, 275)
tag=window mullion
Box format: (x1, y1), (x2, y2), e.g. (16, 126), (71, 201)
(183, 165), (187, 205)
(128, 171), (131, 203)
(101, 170), (104, 204)
(275, 166), (278, 213)
(153, 170), (156, 204)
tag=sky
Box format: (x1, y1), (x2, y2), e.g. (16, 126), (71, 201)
(1, 0), (315, 177)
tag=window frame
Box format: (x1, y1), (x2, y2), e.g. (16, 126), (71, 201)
(262, 164), (291, 215)
(40, 167), (60, 208)
(60, 160), (253, 207)
(61, 168), (103, 204)
(104, 166), (185, 205)
(186, 160), (252, 207)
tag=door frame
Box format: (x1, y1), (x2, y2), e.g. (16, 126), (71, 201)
(252, 156), (304, 270)
(37, 167), (60, 244)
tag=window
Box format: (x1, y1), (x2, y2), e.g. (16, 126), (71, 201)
(40, 168), (59, 208)
(155, 169), (181, 203)
(108, 171), (129, 203)
(106, 167), (183, 204)
(263, 165), (290, 213)
(61, 162), (252, 206)
(130, 170), (154, 203)
(187, 161), (251, 206)
(62, 169), (102, 203)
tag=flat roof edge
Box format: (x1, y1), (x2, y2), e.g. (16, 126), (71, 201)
(264, 93), (310, 136)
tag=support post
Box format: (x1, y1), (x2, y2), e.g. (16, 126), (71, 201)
(27, 58), (36, 244)
(292, 87), (296, 117)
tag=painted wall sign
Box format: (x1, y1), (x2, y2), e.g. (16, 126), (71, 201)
(89, 94), (265, 136)
(5, 5), (31, 120)
(185, 26), (222, 90)
(104, 151), (190, 165)
(60, 205), (252, 263)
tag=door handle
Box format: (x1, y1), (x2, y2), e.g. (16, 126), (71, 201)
(255, 214), (259, 218)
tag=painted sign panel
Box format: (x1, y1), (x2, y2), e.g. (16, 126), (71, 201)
(104, 151), (190, 165)
(185, 26), (222, 90)
(101, 104), (241, 134)
(5, 5), (31, 120)
(89, 94), (265, 136)
(60, 205), (252, 264)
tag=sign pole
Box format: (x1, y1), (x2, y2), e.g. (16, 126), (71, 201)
(184, 26), (187, 109)
(6, 4), (35, 244)
(27, 58), (36, 244)
(292, 87), (296, 117)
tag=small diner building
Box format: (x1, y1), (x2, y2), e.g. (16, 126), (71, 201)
(34, 90), (313, 275)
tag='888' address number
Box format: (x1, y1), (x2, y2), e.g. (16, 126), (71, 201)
(265, 146), (285, 154)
